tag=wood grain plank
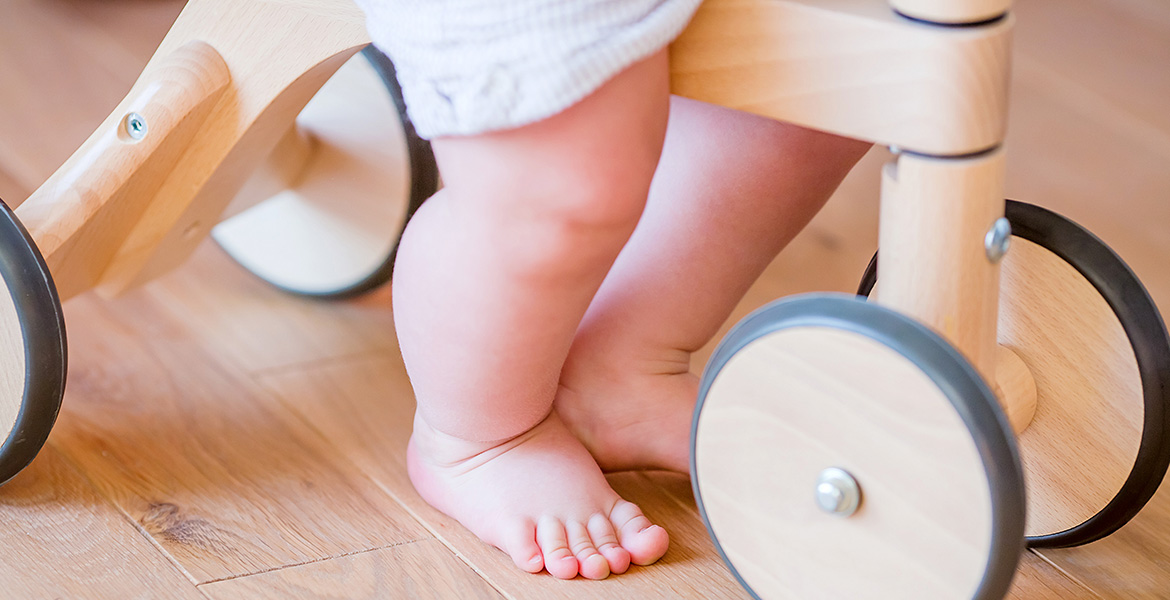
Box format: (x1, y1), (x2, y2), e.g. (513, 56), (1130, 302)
(1035, 482), (1170, 599)
(257, 354), (750, 599)
(0, 445), (208, 599)
(144, 244), (401, 373)
(199, 540), (502, 600)
(1010, 552), (1100, 600)
(1014, 0), (1170, 140)
(49, 291), (428, 584)
(60, 0), (187, 63)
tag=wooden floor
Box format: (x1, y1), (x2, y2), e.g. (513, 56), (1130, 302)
(1, 0), (1167, 597)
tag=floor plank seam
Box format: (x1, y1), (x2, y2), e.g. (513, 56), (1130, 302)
(194, 537), (431, 586)
(245, 347), (403, 380)
(237, 363), (511, 596)
(1027, 549), (1106, 599)
(44, 438), (209, 592)
(363, 477), (517, 600)
(52, 297), (423, 591)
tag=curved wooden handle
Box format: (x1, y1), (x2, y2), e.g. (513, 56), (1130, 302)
(17, 41), (230, 300)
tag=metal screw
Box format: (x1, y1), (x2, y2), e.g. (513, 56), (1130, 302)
(123, 112), (147, 141)
(816, 467), (861, 517)
(985, 217), (1012, 263)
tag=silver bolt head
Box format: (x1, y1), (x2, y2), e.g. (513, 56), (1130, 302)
(816, 467), (861, 517)
(816, 482), (845, 512)
(985, 217), (1012, 263)
(124, 112), (147, 141)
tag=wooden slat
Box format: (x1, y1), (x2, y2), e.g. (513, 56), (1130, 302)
(257, 355), (751, 599)
(0, 445), (208, 599)
(670, 0), (1012, 155)
(49, 292), (428, 584)
(199, 540), (503, 600)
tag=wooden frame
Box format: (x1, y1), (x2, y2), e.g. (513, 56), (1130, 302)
(672, 0), (1022, 420)
(17, 0), (369, 300)
(13, 0), (1029, 430)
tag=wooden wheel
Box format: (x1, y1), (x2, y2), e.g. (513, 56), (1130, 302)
(212, 46), (438, 298)
(0, 198), (66, 487)
(692, 294), (1024, 600)
(858, 200), (1170, 547)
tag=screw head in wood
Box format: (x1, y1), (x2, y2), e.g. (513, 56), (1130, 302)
(123, 112), (148, 141)
(985, 217), (1012, 263)
(816, 467), (861, 517)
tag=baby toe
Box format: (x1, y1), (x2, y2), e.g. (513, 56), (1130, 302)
(588, 512), (631, 574)
(567, 520), (610, 580)
(610, 499), (669, 566)
(502, 521), (544, 573)
(537, 516), (579, 579)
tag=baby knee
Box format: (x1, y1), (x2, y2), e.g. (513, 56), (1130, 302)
(547, 171), (649, 235)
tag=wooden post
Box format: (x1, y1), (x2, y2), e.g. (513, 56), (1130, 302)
(889, 0), (1011, 24)
(877, 149), (1005, 396)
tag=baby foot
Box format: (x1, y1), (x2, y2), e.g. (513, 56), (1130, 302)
(407, 411), (669, 579)
(554, 351), (697, 474)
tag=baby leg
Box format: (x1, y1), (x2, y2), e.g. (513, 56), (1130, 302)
(556, 97), (873, 473)
(394, 52), (671, 579)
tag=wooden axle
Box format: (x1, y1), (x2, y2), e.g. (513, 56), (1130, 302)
(996, 345), (1037, 435)
(869, 282), (1037, 434)
(218, 124), (320, 222)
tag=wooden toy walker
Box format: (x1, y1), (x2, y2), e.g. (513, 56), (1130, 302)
(1, 0), (1167, 598)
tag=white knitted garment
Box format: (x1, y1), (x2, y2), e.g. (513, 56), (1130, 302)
(355, 0), (703, 139)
